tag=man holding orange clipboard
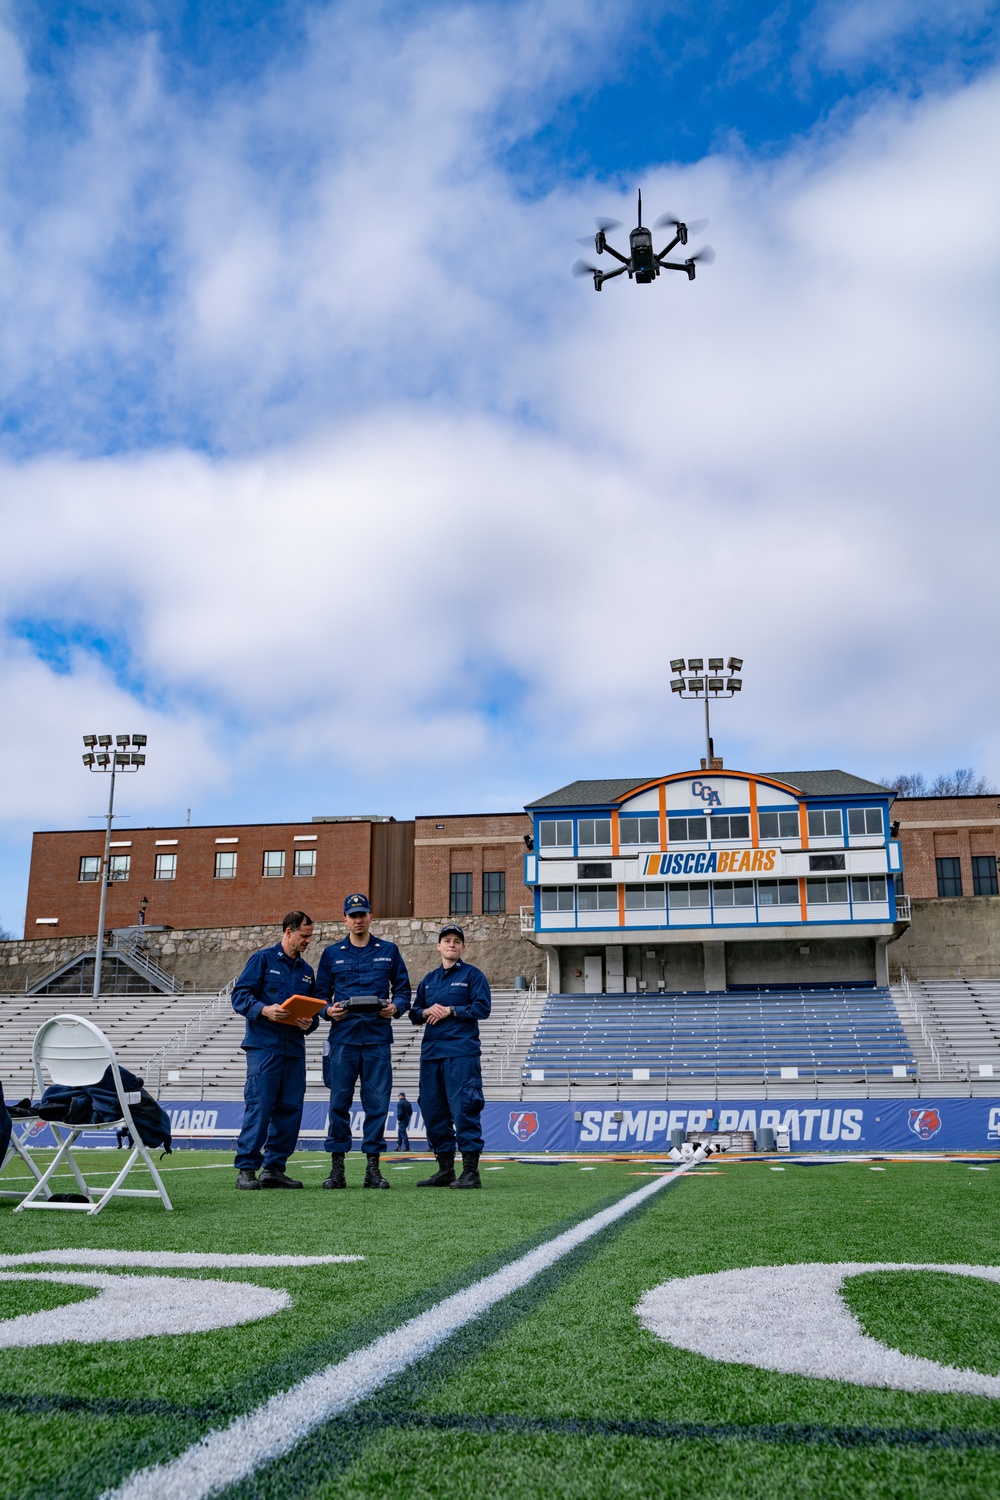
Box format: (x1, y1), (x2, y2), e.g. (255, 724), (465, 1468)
(230, 911), (321, 1190)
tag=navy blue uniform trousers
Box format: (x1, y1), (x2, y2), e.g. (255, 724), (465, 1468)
(323, 1045), (392, 1155)
(235, 1050), (306, 1172)
(419, 1055), (485, 1155)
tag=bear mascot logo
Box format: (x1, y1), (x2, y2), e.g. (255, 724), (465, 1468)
(908, 1107), (942, 1140)
(508, 1111), (539, 1142)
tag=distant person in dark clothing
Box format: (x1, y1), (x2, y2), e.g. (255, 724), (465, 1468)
(115, 1126), (133, 1149)
(231, 911), (318, 1190)
(395, 1092), (413, 1152)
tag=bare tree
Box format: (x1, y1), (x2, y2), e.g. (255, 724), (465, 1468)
(880, 769), (996, 797)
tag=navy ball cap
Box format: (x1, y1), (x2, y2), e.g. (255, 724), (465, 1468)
(344, 893), (371, 914)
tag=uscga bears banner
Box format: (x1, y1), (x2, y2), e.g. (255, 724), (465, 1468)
(22, 1097), (997, 1154)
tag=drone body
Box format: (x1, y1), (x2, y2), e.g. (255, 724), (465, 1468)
(573, 190), (714, 292)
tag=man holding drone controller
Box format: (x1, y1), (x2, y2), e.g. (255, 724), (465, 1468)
(315, 894), (411, 1190)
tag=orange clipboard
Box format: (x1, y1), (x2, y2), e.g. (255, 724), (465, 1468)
(274, 994), (327, 1024)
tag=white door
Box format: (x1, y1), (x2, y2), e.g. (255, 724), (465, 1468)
(584, 956), (603, 993)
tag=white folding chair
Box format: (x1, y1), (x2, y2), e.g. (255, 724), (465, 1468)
(14, 1014), (173, 1216)
(0, 1118), (53, 1200)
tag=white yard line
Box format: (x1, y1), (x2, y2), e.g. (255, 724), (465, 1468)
(101, 1156), (702, 1500)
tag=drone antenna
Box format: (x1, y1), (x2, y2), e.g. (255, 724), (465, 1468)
(637, 189), (642, 227)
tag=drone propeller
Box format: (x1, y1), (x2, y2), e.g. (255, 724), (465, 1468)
(594, 217), (622, 232)
(572, 259), (601, 277)
(686, 244), (716, 265)
(654, 212), (709, 235)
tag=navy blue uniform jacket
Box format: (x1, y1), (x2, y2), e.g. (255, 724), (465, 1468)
(410, 960), (491, 1058)
(316, 936), (411, 1048)
(231, 942), (319, 1055)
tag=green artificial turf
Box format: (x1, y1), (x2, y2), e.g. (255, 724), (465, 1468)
(2, 1153), (1000, 1499)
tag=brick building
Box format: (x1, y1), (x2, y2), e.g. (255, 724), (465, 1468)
(892, 794), (1000, 899)
(413, 813), (533, 920)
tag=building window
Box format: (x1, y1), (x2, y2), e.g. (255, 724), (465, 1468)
(294, 848), (317, 877)
(108, 854), (130, 883)
(851, 876), (888, 903)
(262, 850), (286, 878)
(625, 883), (667, 909)
(540, 886), (574, 912)
(713, 880), (755, 907)
(806, 877), (849, 904)
(538, 820), (572, 848)
(483, 871), (506, 913)
(215, 851), (238, 880)
(708, 814), (750, 841)
(154, 853), (177, 881)
(757, 879), (799, 906)
(972, 856), (998, 896)
(666, 816), (706, 842)
(936, 857), (962, 897)
(807, 809), (843, 838)
(578, 818), (612, 845)
(809, 853), (846, 871)
(758, 810), (799, 840)
(79, 856), (101, 882)
(848, 807), (884, 836)
(667, 882), (709, 909)
(577, 884), (617, 911)
(450, 872), (472, 915)
(620, 816), (660, 845)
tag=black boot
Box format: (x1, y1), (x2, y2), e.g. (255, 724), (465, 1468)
(259, 1166), (303, 1189)
(363, 1153), (391, 1189)
(450, 1152), (482, 1189)
(321, 1153), (347, 1189)
(417, 1151), (456, 1187)
(235, 1169), (261, 1190)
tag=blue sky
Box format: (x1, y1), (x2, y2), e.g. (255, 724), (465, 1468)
(0, 0), (998, 934)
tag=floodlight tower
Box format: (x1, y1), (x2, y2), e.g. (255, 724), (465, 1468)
(669, 658), (743, 768)
(81, 733), (147, 997)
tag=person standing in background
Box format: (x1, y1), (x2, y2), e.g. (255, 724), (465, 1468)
(395, 1091), (413, 1152)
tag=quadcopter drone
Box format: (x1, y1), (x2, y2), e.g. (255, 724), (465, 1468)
(573, 190), (714, 292)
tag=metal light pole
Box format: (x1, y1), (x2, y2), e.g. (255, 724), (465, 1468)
(82, 733), (147, 997)
(669, 657), (743, 766)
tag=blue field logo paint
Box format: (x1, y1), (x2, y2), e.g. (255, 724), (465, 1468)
(508, 1111), (539, 1142)
(908, 1107), (942, 1140)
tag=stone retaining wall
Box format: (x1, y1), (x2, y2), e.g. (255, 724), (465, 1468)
(0, 915), (546, 993)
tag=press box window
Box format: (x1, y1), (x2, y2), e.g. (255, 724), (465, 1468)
(806, 877), (849, 904)
(807, 809), (843, 838)
(713, 880), (754, 907)
(78, 855), (101, 883)
(936, 857), (962, 897)
(667, 816), (706, 841)
(625, 884), (666, 909)
(108, 854), (130, 883)
(215, 851), (238, 880)
(538, 820), (572, 848)
(757, 879), (798, 906)
(541, 886), (574, 912)
(450, 872), (472, 915)
(483, 871), (506, 913)
(709, 814), (749, 840)
(294, 848), (316, 877)
(848, 807), (884, 836)
(619, 816), (660, 844)
(668, 882), (709, 909)
(154, 853), (177, 881)
(851, 876), (887, 903)
(578, 818), (611, 846)
(758, 810), (799, 840)
(262, 850), (286, 878)
(577, 884), (617, 911)
(972, 856), (998, 896)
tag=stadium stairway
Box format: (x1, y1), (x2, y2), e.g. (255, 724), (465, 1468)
(892, 976), (1000, 1085)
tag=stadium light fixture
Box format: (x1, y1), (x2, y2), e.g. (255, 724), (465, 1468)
(670, 657), (745, 768)
(81, 731), (148, 999)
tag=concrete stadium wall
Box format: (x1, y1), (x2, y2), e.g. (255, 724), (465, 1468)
(0, 914), (547, 994)
(889, 896), (1000, 978)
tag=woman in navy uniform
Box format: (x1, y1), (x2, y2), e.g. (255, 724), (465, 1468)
(315, 894), (411, 1189)
(410, 924), (491, 1189)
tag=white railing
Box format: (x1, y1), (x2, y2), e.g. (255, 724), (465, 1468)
(110, 931), (179, 992)
(520, 905), (535, 933)
(898, 966), (942, 1079)
(144, 976), (237, 1090)
(896, 895), (912, 921)
(491, 977), (539, 1084)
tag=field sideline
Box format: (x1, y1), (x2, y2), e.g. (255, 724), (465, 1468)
(1, 1149), (999, 1499)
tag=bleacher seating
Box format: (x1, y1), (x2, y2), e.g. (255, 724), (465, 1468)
(523, 987), (915, 1083)
(895, 977), (1000, 1079)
